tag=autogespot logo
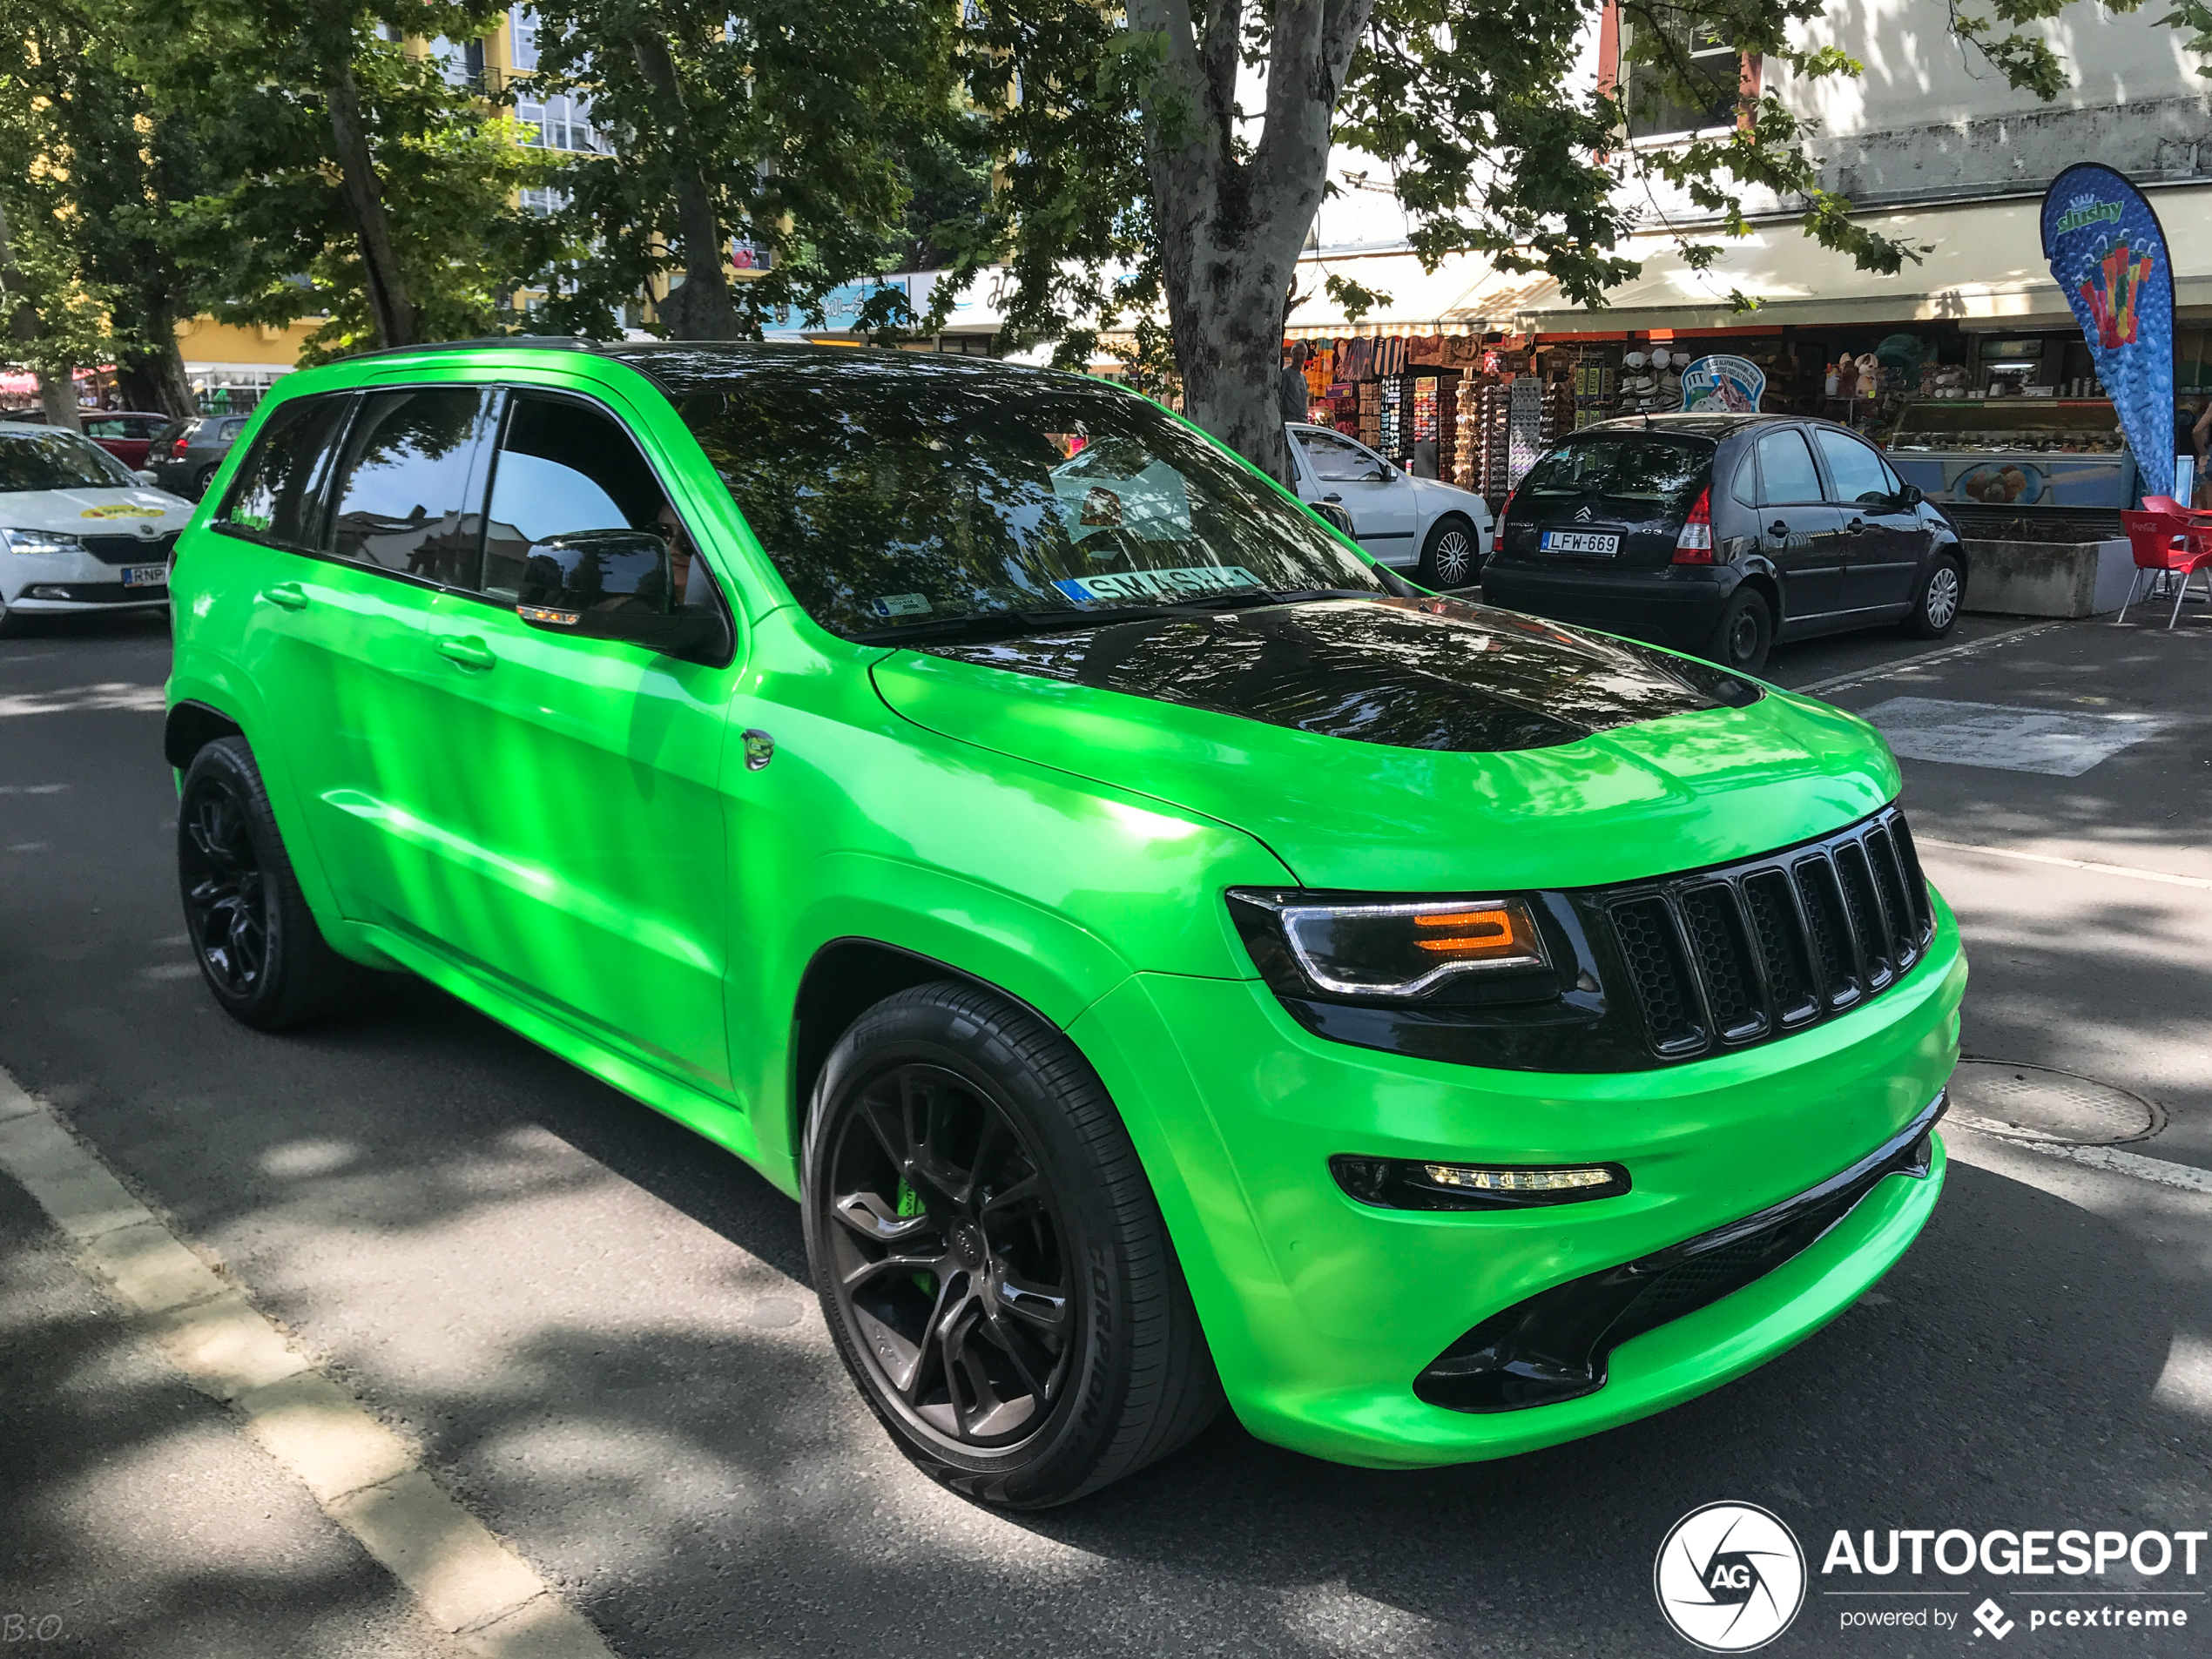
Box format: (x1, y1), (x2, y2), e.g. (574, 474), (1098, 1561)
(1656, 1502), (1808, 1652)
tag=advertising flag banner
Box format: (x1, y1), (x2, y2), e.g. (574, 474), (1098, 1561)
(1680, 354), (1767, 414)
(2041, 164), (2175, 498)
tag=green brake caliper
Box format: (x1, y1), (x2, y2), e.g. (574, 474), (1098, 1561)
(896, 1177), (934, 1297)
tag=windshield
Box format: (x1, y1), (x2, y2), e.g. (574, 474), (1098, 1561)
(0, 428), (136, 492)
(1521, 434), (1712, 514)
(652, 353), (1387, 639)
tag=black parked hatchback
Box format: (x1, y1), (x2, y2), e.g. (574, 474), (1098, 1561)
(1479, 415), (1966, 673)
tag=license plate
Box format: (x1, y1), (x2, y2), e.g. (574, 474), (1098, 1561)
(1541, 529), (1620, 556)
(122, 564), (167, 589)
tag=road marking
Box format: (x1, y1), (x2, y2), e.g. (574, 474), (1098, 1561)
(1795, 620), (2063, 697)
(1952, 1119), (2212, 1195)
(1918, 835), (2212, 892)
(1857, 696), (2163, 776)
(0, 1065), (618, 1659)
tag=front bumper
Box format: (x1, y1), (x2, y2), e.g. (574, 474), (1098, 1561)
(1480, 561), (1728, 651)
(1068, 899), (1963, 1467)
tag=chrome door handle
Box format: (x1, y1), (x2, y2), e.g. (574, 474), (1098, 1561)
(261, 583), (308, 610)
(435, 636), (496, 671)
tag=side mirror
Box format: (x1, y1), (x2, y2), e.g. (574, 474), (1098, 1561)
(515, 530), (730, 660)
(133, 469), (158, 488)
(1898, 483), (1925, 507)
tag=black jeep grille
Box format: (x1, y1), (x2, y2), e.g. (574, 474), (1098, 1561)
(1588, 806), (1935, 1061)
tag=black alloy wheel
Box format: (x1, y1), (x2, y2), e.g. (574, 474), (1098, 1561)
(175, 737), (359, 1029)
(819, 1060), (1077, 1446)
(180, 772), (268, 1000)
(805, 982), (1221, 1507)
(1419, 515), (1480, 590)
(1901, 552), (1964, 639)
(1707, 585), (1774, 674)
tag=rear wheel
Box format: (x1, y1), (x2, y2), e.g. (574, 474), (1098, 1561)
(177, 737), (356, 1029)
(1900, 552), (1963, 639)
(1705, 586), (1773, 674)
(1417, 514), (1481, 590)
(192, 464), (217, 500)
(804, 981), (1220, 1507)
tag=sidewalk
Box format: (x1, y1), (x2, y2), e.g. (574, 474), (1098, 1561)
(1814, 610), (2212, 1173)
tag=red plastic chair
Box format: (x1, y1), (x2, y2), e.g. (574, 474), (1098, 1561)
(2118, 509), (2212, 629)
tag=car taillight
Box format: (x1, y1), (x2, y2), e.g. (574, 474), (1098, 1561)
(1495, 487), (1516, 540)
(1671, 487), (1714, 563)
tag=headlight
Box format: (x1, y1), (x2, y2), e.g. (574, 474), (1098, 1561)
(1227, 889), (1549, 998)
(0, 528), (84, 556)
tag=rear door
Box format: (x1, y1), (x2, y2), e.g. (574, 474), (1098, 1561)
(1750, 427), (1846, 622)
(1813, 427), (1923, 615)
(1291, 427), (1417, 562)
(1514, 432), (1710, 566)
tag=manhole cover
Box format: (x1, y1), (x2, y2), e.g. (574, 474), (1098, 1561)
(1947, 1061), (2165, 1146)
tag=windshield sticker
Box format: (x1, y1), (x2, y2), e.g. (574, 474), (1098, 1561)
(1052, 565), (1264, 604)
(866, 592), (932, 618)
(78, 504), (166, 519)
(1050, 459), (1194, 543)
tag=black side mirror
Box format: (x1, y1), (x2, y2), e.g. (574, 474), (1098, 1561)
(1898, 483), (1925, 507)
(516, 530), (729, 660)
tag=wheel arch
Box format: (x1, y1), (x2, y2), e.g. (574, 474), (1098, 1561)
(1734, 566), (1782, 622)
(164, 698), (244, 770)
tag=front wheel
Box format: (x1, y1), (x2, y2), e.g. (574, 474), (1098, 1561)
(1900, 552), (1964, 639)
(1705, 586), (1773, 674)
(1417, 515), (1481, 590)
(177, 737), (357, 1029)
(803, 982), (1220, 1507)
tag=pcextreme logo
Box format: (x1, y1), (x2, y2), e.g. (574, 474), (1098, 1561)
(1656, 1502), (1808, 1652)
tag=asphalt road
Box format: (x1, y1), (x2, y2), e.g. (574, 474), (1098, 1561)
(3, 606), (2208, 1658)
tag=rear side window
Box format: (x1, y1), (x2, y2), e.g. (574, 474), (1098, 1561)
(217, 395), (353, 547)
(1520, 435), (1711, 513)
(1753, 429), (1823, 505)
(1812, 428), (1894, 507)
(327, 388), (498, 585)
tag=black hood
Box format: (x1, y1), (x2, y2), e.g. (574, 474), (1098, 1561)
(914, 596), (1759, 753)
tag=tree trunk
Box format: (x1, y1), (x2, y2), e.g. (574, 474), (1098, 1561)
(118, 333), (199, 420)
(37, 371), (82, 431)
(630, 29), (740, 341)
(0, 199), (82, 432)
(1126, 0), (1370, 482)
(324, 54), (416, 350)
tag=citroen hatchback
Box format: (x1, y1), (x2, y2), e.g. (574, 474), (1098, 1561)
(165, 342), (1962, 1507)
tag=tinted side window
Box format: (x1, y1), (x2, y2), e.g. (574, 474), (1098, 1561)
(327, 388), (497, 586)
(482, 395), (685, 602)
(1730, 447), (1759, 509)
(1813, 429), (1894, 507)
(218, 395), (354, 549)
(1754, 429), (1823, 505)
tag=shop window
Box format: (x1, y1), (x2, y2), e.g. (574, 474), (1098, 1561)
(1621, 5), (1741, 140)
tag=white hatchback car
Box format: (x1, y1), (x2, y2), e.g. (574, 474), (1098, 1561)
(0, 421), (195, 634)
(1285, 422), (1494, 589)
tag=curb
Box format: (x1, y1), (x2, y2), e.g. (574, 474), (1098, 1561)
(0, 1066), (617, 1659)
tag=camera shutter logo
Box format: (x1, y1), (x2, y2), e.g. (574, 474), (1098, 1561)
(1654, 1502), (1807, 1651)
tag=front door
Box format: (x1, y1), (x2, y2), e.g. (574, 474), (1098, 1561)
(411, 389), (738, 1096)
(1814, 428), (1924, 615)
(1752, 427), (1847, 623)
(1291, 427), (1418, 563)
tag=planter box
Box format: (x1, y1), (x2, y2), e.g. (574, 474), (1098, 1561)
(1960, 536), (2134, 618)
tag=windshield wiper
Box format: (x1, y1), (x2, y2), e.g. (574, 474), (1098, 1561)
(852, 604), (1192, 646)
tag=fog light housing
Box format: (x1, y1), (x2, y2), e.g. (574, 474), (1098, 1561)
(1331, 1154), (1630, 1211)
(27, 585), (71, 599)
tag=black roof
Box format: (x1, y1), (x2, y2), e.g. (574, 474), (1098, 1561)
(1574, 413), (1797, 439)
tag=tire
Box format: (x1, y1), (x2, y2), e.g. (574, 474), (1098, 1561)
(1705, 585), (1773, 674)
(192, 465), (217, 501)
(1417, 514), (1481, 590)
(0, 595), (26, 639)
(176, 736), (356, 1030)
(1900, 552), (1964, 639)
(803, 981), (1222, 1507)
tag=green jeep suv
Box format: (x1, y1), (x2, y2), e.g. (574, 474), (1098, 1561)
(165, 341), (1962, 1506)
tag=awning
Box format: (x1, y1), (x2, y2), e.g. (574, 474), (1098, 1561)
(1518, 185), (2212, 335)
(1285, 185), (2212, 341)
(1285, 250), (1554, 338)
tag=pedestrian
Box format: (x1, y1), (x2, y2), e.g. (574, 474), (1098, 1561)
(1280, 341), (1310, 426)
